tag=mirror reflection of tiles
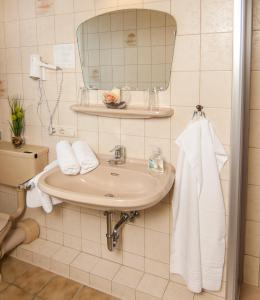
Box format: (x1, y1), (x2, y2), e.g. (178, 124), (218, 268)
(77, 9), (177, 91)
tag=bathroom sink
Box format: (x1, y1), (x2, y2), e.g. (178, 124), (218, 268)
(38, 155), (175, 211)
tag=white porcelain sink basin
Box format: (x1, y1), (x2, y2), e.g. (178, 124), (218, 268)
(38, 155), (175, 211)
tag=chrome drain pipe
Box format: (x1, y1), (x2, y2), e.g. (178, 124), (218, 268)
(105, 211), (113, 251)
(104, 211), (139, 251)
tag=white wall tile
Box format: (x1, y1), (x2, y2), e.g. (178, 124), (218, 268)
(81, 213), (101, 243)
(200, 71), (232, 108)
(201, 0), (233, 33)
(250, 71), (260, 109)
(4, 0), (19, 22)
(121, 135), (145, 159)
(55, 14), (74, 43)
(172, 35), (200, 71)
(145, 229), (170, 264)
(247, 185), (260, 223)
(253, 0), (260, 30)
(74, 0), (95, 12)
(201, 33), (232, 71)
(171, 71), (199, 107)
(4, 21), (20, 47)
(244, 221), (260, 257)
(63, 208), (81, 238)
(6, 48), (22, 73)
(252, 31), (260, 70)
(243, 255), (260, 286)
(54, 0), (74, 15)
(20, 19), (37, 46)
(36, 16), (55, 45)
(248, 148), (260, 186)
(171, 0), (200, 35)
(18, 0), (35, 20)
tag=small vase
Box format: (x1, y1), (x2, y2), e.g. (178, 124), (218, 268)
(104, 101), (127, 109)
(12, 136), (24, 148)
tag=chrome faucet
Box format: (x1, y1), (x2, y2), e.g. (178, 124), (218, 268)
(108, 145), (126, 165)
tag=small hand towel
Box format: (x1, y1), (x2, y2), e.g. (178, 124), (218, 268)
(72, 141), (99, 174)
(26, 160), (62, 213)
(56, 140), (80, 175)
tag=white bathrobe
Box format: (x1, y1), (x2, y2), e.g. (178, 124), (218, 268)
(170, 118), (228, 293)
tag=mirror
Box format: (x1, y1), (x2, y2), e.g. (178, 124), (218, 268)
(77, 9), (177, 91)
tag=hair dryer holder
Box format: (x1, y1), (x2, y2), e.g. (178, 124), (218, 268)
(30, 54), (61, 80)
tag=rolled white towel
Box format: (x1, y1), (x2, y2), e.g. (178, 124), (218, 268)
(26, 160), (62, 213)
(56, 140), (80, 175)
(72, 141), (99, 174)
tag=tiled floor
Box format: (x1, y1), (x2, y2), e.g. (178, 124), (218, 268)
(1, 244), (259, 300)
(0, 256), (118, 300)
(240, 284), (260, 300)
(10, 238), (228, 299)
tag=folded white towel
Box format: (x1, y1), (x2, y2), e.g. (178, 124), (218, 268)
(72, 141), (99, 174)
(56, 140), (80, 175)
(26, 160), (62, 213)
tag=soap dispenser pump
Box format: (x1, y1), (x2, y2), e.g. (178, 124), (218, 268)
(148, 147), (164, 173)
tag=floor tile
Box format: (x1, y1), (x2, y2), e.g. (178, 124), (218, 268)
(163, 282), (194, 300)
(38, 275), (81, 300)
(113, 266), (143, 289)
(240, 284), (260, 300)
(91, 260), (120, 280)
(1, 257), (32, 283)
(71, 252), (100, 273)
(0, 285), (33, 300)
(137, 273), (168, 298)
(14, 265), (55, 294)
(51, 246), (79, 265)
(73, 286), (118, 300)
(0, 281), (9, 292)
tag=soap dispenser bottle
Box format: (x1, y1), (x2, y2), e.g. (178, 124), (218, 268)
(148, 147), (164, 173)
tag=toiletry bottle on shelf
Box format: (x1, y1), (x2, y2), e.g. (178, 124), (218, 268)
(148, 147), (164, 173)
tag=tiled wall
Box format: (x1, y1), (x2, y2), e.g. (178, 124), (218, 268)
(0, 0), (233, 299)
(243, 0), (260, 288)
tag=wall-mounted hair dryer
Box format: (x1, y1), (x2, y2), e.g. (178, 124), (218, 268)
(30, 54), (62, 80)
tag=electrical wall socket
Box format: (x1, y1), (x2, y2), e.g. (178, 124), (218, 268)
(52, 125), (76, 137)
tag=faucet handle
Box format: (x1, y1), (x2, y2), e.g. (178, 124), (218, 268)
(110, 145), (121, 152)
(110, 145), (125, 160)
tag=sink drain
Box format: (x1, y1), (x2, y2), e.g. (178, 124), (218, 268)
(104, 193), (115, 198)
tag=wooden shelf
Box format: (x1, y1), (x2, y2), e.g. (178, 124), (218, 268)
(71, 104), (174, 119)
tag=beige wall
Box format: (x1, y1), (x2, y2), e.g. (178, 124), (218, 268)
(243, 0), (260, 288)
(0, 0), (233, 298)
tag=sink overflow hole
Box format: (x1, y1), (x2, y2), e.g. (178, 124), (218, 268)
(110, 172), (119, 176)
(104, 193), (115, 198)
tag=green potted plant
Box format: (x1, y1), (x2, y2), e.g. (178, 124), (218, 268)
(8, 96), (25, 148)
